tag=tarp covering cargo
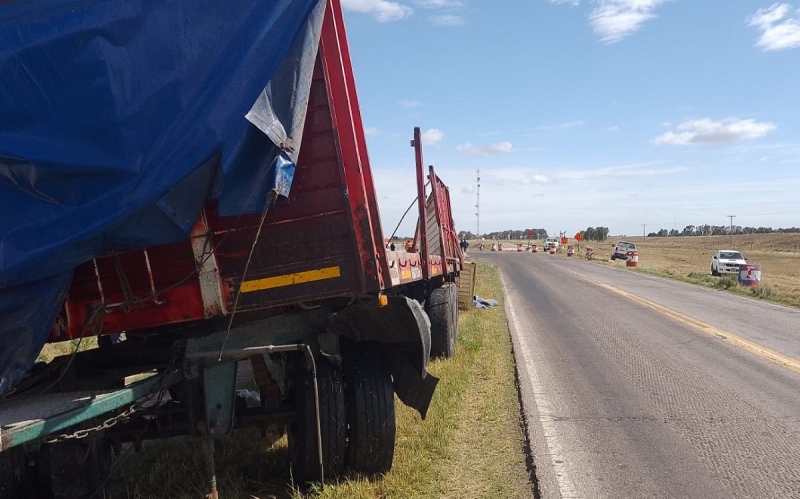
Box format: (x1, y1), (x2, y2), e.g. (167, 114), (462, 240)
(0, 0), (326, 394)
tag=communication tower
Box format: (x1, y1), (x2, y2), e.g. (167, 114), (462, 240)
(475, 169), (480, 238)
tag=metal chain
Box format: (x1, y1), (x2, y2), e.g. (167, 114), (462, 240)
(44, 349), (180, 444)
(44, 402), (142, 443)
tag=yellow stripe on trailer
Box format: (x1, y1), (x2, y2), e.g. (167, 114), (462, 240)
(241, 266), (341, 293)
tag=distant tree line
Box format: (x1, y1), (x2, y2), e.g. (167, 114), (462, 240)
(580, 227), (610, 242)
(459, 225), (799, 241)
(647, 225), (800, 237)
(458, 229), (549, 240)
(458, 227), (611, 241)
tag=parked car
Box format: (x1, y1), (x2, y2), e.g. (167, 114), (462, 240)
(711, 249), (747, 276)
(610, 241), (637, 260)
(543, 237), (560, 251)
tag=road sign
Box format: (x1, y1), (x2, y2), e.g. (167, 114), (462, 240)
(575, 233), (583, 241)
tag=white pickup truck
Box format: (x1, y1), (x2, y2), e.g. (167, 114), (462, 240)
(711, 249), (747, 275)
(543, 237), (560, 251)
(610, 241), (637, 260)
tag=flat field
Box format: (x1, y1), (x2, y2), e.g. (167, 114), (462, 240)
(493, 233), (800, 308)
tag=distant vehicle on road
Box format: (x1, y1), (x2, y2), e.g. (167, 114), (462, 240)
(711, 249), (747, 276)
(610, 241), (637, 260)
(543, 237), (560, 251)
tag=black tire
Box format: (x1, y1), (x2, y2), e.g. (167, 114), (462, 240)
(711, 265), (719, 276)
(287, 356), (347, 484)
(428, 283), (457, 359)
(343, 343), (395, 475)
(449, 283), (459, 342)
(38, 439), (112, 499)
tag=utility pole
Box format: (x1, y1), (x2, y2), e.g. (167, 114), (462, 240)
(475, 169), (480, 239)
(727, 215), (736, 246)
(642, 223), (646, 241)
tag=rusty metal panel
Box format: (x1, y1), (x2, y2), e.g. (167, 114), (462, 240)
(57, 241), (209, 340)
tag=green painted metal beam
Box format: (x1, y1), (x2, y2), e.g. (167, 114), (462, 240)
(0, 375), (163, 451)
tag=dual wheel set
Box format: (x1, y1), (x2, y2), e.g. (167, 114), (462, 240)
(287, 342), (395, 485)
(287, 281), (460, 485)
(1, 345), (396, 498)
(0, 283), (461, 496)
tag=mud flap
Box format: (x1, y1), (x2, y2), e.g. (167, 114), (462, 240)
(380, 343), (439, 419)
(327, 296), (438, 418)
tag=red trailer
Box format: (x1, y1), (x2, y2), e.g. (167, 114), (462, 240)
(0, 0), (463, 496)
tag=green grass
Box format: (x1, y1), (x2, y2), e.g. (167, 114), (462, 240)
(106, 261), (531, 498)
(636, 264), (797, 307)
(37, 336), (99, 363)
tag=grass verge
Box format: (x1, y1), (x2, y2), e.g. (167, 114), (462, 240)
(106, 261), (531, 498)
(635, 265), (796, 308)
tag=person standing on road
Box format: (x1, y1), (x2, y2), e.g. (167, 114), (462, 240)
(460, 239), (469, 256)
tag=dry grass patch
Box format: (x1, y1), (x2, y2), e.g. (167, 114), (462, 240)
(591, 233), (800, 308)
(37, 335), (98, 363)
(105, 261), (531, 498)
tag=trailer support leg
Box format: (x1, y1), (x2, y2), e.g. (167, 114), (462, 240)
(202, 437), (218, 499)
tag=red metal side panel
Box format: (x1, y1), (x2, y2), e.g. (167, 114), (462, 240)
(53, 0), (387, 341)
(429, 165), (463, 275)
(318, 0), (386, 292)
(207, 57), (366, 311)
(61, 242), (207, 339)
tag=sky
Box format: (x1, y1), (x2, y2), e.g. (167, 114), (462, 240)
(336, 0), (800, 238)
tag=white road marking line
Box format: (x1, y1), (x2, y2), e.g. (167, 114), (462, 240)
(499, 270), (578, 499)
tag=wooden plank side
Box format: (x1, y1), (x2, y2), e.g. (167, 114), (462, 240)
(457, 261), (476, 310)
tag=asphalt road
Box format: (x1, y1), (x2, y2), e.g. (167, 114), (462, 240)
(472, 250), (800, 499)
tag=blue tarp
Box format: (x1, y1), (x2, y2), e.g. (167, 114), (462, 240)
(0, 0), (326, 394)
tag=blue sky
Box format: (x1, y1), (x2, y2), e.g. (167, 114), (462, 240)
(337, 0), (800, 238)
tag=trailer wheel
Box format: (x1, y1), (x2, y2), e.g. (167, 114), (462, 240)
(38, 439), (112, 499)
(287, 356), (346, 485)
(428, 283), (458, 359)
(343, 343), (396, 475)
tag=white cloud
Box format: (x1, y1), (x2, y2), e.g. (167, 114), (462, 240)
(605, 125), (620, 132)
(341, 0), (413, 22)
(430, 14), (466, 26)
(747, 4), (800, 51)
(525, 175), (550, 184)
(415, 0), (464, 7)
(400, 100), (421, 108)
(556, 163), (686, 180)
(422, 128), (444, 145)
(482, 168), (550, 186)
(364, 126), (381, 136)
(462, 184), (476, 194)
(589, 0), (667, 44)
(549, 0), (580, 6)
(654, 118), (777, 146)
(537, 120), (586, 131)
(456, 142), (514, 156)
(413, 0), (467, 26)
(476, 122), (584, 136)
